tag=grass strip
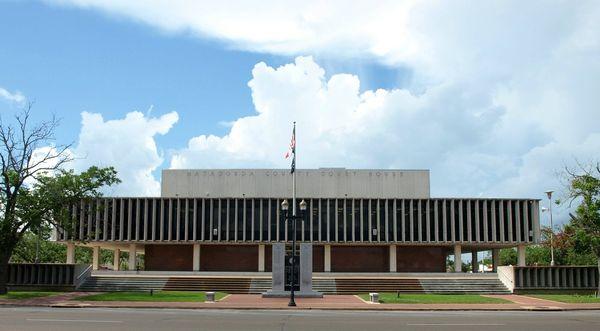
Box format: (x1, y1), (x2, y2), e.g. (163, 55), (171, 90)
(0, 291), (62, 300)
(74, 291), (227, 302)
(359, 293), (511, 304)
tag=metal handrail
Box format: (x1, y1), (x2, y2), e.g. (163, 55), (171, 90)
(76, 264), (92, 281)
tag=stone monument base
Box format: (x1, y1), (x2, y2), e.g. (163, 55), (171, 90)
(261, 290), (323, 298)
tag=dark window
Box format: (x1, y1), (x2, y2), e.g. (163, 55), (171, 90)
(138, 199), (144, 240)
(420, 200), (427, 242)
(461, 201), (468, 241)
(116, 199), (122, 241)
(253, 199), (261, 241)
(378, 200), (385, 241)
(470, 201), (477, 242)
(362, 199), (369, 241)
(180, 199), (187, 240)
(270, 199), (277, 241)
(352, 200), (360, 241)
(511, 201), (517, 242)
(171, 199), (178, 241)
(202, 200), (210, 241)
(494, 200), (501, 242)
(430, 200), (437, 242)
(328, 199), (335, 241)
(387, 199), (394, 241)
(337, 199), (344, 242)
(320, 199), (327, 241)
(345, 199), (353, 241)
(192, 199), (200, 241)
(261, 199), (268, 241)
(410, 200), (417, 241)
(370, 200), (377, 241)
(478, 201), (485, 241)
(303, 199), (311, 241)
(278, 199), (286, 241)
(445, 200), (452, 242)
(145, 199), (152, 240)
(396, 200), (404, 241)
(237, 199), (244, 240)
(486, 201), (493, 241)
(227, 199), (235, 241)
(245, 199), (252, 241)
(311, 199), (319, 241)
(528, 200), (534, 241)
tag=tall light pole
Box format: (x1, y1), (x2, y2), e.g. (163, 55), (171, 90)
(281, 199), (307, 307)
(545, 190), (555, 266)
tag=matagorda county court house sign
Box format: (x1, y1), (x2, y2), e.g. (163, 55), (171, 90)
(58, 168), (540, 276)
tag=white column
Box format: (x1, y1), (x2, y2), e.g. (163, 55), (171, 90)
(66, 242), (75, 264)
(258, 244), (265, 272)
(389, 245), (397, 272)
(492, 248), (500, 272)
(471, 250), (478, 273)
(324, 245), (331, 272)
(517, 245), (526, 266)
(128, 244), (137, 271)
(113, 249), (121, 271)
(92, 246), (100, 270)
(193, 244), (201, 271)
(454, 244), (462, 272)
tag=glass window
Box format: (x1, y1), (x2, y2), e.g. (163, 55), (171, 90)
(337, 199), (344, 242)
(345, 199), (352, 241)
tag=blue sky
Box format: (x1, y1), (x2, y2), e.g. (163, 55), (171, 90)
(0, 1), (404, 149)
(1, 1), (599, 225)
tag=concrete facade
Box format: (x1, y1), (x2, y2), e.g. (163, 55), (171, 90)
(161, 168), (430, 199)
(59, 168), (540, 273)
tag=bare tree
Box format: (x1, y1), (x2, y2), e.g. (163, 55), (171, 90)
(0, 104), (72, 294)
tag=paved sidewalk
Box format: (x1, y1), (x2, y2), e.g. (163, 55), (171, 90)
(2, 293), (600, 311)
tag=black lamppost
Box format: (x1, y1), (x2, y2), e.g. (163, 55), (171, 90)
(281, 198), (307, 307)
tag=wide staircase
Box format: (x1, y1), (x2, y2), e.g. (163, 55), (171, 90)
(79, 274), (509, 294)
(419, 278), (510, 294)
(315, 278), (423, 294)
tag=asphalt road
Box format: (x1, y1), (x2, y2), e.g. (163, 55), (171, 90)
(1, 307), (600, 331)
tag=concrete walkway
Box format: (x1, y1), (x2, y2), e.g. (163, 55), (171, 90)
(2, 293), (600, 311)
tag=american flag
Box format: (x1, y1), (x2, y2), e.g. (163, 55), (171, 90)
(284, 123), (296, 174)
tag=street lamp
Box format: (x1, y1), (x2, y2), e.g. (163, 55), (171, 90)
(281, 199), (307, 307)
(545, 190), (555, 266)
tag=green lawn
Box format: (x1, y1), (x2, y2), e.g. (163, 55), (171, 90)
(74, 291), (227, 302)
(531, 294), (600, 303)
(359, 293), (511, 304)
(0, 291), (62, 300)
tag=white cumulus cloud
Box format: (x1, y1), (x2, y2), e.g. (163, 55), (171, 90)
(47, 0), (600, 223)
(0, 87), (26, 105)
(72, 111), (179, 196)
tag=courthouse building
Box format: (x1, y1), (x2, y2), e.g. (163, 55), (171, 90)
(59, 168), (540, 273)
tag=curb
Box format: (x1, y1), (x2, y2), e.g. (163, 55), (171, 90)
(40, 303), (600, 312)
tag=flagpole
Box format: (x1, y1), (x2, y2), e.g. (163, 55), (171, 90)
(290, 121), (297, 306)
(292, 121), (296, 219)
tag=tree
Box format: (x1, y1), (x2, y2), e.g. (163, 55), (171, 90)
(562, 162), (600, 297)
(0, 106), (120, 294)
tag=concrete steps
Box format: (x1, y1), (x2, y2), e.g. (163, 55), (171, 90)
(419, 279), (510, 294)
(77, 276), (167, 292)
(321, 278), (423, 294)
(163, 277), (252, 293)
(79, 274), (510, 295)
